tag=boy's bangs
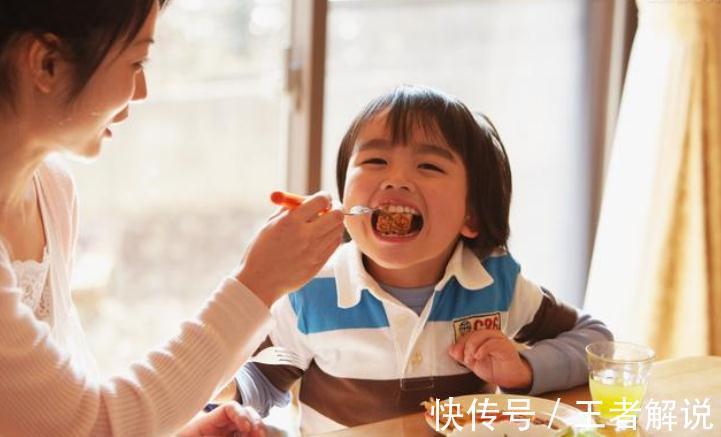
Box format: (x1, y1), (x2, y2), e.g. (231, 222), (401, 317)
(385, 106), (454, 151)
(382, 86), (472, 159)
(348, 85), (470, 158)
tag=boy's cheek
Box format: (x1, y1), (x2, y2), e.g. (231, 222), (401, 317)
(344, 221), (372, 247)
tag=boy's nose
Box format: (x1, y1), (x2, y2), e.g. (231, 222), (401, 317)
(381, 163), (415, 192)
(381, 180), (413, 192)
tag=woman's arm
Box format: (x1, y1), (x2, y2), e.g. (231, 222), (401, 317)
(177, 402), (265, 437)
(0, 248), (272, 435)
(234, 295), (314, 417)
(0, 188), (344, 436)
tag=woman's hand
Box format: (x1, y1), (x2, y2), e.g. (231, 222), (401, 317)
(448, 329), (533, 391)
(234, 192), (345, 307)
(177, 403), (265, 437)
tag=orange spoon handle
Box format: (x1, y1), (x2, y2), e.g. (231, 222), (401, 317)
(270, 191), (307, 209)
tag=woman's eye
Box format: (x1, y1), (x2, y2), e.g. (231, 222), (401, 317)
(133, 59), (149, 71)
(419, 163), (444, 173)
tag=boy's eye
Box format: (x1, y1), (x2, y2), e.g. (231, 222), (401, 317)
(418, 163), (444, 173)
(360, 158), (387, 165)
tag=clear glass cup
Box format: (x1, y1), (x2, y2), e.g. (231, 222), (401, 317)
(586, 341), (655, 425)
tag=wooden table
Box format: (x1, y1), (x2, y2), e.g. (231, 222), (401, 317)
(316, 356), (721, 436)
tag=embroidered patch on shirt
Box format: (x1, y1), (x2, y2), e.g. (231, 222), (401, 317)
(453, 312), (501, 341)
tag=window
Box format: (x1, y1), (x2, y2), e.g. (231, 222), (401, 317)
(68, 0), (615, 404)
(70, 0), (289, 376)
(322, 0), (597, 305)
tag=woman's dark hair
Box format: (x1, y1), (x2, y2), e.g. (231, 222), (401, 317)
(336, 85), (513, 260)
(0, 0), (170, 105)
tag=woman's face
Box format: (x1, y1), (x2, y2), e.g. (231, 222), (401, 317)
(53, 1), (159, 158)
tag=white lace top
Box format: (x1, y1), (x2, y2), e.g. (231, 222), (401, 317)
(0, 158), (274, 435)
(11, 248), (53, 323)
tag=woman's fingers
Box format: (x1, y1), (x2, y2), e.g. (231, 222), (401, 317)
(234, 193), (345, 306)
(309, 209), (346, 239)
(220, 404), (265, 437)
(317, 232), (344, 263)
(224, 403), (253, 430)
(289, 192), (333, 222)
(297, 213), (344, 268)
(176, 403), (262, 437)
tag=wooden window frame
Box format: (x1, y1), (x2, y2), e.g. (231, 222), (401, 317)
(284, 0), (328, 194)
(284, 0), (637, 274)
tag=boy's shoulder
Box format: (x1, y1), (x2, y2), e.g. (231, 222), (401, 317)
(476, 246), (520, 277)
(486, 246), (509, 258)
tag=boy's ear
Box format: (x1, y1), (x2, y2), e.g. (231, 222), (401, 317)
(25, 34), (69, 94)
(460, 213), (479, 239)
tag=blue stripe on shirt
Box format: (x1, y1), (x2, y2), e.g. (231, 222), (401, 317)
(428, 255), (520, 321)
(289, 278), (389, 334)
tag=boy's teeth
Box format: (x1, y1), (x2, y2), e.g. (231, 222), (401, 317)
(379, 204), (419, 215)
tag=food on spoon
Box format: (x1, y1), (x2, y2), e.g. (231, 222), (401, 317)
(376, 210), (413, 234)
(373, 205), (423, 236)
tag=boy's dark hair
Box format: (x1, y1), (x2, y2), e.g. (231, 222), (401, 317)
(0, 0), (171, 106)
(336, 85), (512, 260)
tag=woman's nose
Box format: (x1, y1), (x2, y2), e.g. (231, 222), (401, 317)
(132, 71), (148, 101)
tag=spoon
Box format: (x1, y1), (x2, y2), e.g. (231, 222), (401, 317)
(270, 191), (376, 216)
(345, 205), (375, 216)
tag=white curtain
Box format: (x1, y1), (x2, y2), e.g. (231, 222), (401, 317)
(585, 0), (721, 359)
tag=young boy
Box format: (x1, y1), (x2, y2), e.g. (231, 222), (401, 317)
(230, 85), (612, 434)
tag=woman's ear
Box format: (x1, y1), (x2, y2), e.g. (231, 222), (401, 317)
(25, 34), (68, 94)
(460, 213), (479, 239)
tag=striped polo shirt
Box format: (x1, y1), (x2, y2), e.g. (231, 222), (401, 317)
(253, 240), (578, 434)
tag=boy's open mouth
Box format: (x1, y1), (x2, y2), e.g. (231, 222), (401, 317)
(371, 205), (424, 238)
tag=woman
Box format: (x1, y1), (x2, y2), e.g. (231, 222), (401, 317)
(0, 0), (345, 435)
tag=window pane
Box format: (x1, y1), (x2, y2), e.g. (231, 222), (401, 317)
(323, 0), (591, 305)
(69, 0), (289, 376)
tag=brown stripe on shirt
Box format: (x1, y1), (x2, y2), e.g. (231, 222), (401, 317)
(249, 337), (305, 393)
(514, 287), (578, 345)
(236, 338), (304, 403)
(298, 361), (494, 427)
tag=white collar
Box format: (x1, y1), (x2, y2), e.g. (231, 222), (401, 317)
(332, 240), (495, 309)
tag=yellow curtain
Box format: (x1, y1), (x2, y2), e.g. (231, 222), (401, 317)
(585, 0), (721, 359)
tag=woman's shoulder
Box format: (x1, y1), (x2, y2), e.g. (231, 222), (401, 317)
(35, 156), (78, 252)
(37, 155), (75, 189)
(36, 155), (77, 204)
(0, 239), (17, 289)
